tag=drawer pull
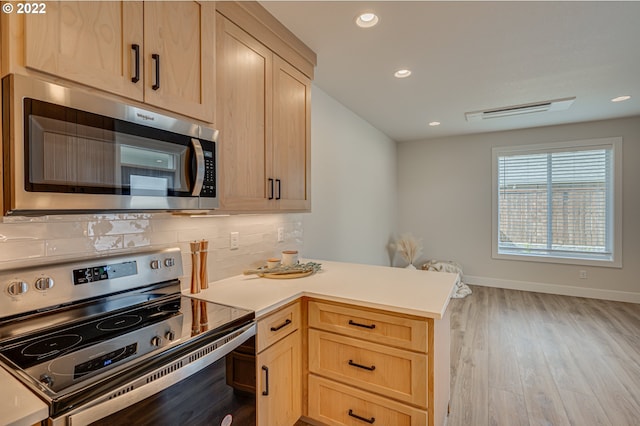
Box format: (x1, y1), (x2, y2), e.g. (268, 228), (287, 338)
(348, 409), (375, 424)
(348, 359), (376, 371)
(348, 319), (376, 330)
(270, 318), (292, 332)
(261, 365), (269, 396)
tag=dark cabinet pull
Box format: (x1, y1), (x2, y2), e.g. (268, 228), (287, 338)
(268, 178), (274, 200)
(348, 359), (376, 371)
(348, 319), (376, 330)
(261, 365), (269, 396)
(131, 44), (140, 83)
(275, 179), (281, 200)
(348, 409), (375, 424)
(152, 53), (160, 90)
(270, 318), (292, 332)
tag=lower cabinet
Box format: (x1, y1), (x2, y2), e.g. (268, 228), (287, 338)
(257, 330), (301, 426)
(255, 301), (302, 426)
(305, 299), (448, 426)
(308, 375), (428, 426)
(308, 329), (428, 408)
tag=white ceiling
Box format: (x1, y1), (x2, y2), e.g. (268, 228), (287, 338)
(260, 1), (640, 142)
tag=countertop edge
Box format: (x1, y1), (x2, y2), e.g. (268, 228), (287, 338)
(0, 365), (49, 426)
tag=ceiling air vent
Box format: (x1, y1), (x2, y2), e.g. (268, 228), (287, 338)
(465, 97), (576, 122)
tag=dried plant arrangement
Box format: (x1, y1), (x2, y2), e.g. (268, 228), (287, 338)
(395, 233), (423, 269)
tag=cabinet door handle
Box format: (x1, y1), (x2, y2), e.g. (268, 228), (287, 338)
(348, 319), (376, 330)
(268, 178), (274, 200)
(275, 179), (281, 200)
(348, 359), (376, 371)
(261, 365), (269, 396)
(131, 44), (140, 83)
(270, 318), (292, 332)
(152, 53), (160, 90)
(348, 409), (375, 424)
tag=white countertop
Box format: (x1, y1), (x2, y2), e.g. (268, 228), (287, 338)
(0, 366), (48, 426)
(188, 260), (458, 319)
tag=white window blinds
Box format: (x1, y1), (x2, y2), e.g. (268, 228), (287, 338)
(495, 141), (617, 263)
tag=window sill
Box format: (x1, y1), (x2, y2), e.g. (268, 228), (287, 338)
(493, 251), (622, 268)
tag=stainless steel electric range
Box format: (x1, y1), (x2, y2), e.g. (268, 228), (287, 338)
(0, 247), (257, 426)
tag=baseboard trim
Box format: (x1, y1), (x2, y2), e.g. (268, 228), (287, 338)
(465, 275), (640, 304)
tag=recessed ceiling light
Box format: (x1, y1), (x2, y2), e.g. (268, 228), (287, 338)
(429, 121), (440, 127)
(355, 12), (379, 28)
(611, 95), (631, 102)
(394, 69), (412, 79)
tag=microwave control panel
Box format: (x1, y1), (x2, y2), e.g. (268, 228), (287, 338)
(200, 140), (216, 197)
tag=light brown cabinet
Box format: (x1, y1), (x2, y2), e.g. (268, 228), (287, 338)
(23, 1), (144, 102)
(309, 375), (428, 426)
(256, 302), (302, 426)
(309, 329), (428, 408)
(306, 299), (450, 426)
(22, 1), (215, 122)
(216, 11), (311, 212)
(272, 56), (311, 211)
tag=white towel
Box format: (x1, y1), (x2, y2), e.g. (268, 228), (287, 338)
(422, 260), (472, 299)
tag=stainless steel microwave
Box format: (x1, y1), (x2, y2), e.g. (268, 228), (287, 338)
(1, 74), (218, 215)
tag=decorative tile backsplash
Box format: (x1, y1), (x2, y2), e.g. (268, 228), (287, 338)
(0, 213), (304, 289)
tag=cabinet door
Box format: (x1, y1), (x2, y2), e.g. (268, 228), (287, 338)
(24, 1), (143, 101)
(272, 56), (311, 211)
(257, 330), (301, 426)
(216, 14), (274, 211)
(143, 1), (215, 123)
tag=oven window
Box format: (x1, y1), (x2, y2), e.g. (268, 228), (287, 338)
(24, 98), (193, 196)
(90, 337), (256, 426)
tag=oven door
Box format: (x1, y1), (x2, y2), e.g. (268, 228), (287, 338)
(60, 324), (256, 426)
(2, 74), (218, 215)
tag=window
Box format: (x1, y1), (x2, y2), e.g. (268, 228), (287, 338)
(492, 138), (622, 267)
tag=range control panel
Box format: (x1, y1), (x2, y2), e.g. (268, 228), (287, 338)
(73, 261), (138, 285)
(0, 247), (184, 318)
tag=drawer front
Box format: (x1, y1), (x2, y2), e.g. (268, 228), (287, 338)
(309, 330), (428, 408)
(257, 301), (301, 353)
(308, 300), (428, 352)
(308, 375), (428, 426)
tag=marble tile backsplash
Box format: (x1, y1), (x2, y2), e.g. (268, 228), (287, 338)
(0, 213), (304, 288)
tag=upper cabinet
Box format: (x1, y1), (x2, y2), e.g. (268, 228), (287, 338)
(272, 56), (311, 211)
(142, 2), (215, 122)
(20, 1), (215, 123)
(216, 14), (274, 211)
(23, 2), (145, 102)
(215, 3), (315, 212)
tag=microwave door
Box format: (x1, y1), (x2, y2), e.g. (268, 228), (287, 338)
(3, 73), (219, 214)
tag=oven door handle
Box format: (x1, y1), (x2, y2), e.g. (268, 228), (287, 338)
(64, 322), (256, 426)
(191, 138), (205, 196)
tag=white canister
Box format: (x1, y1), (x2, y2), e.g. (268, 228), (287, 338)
(266, 258), (281, 269)
(281, 250), (299, 266)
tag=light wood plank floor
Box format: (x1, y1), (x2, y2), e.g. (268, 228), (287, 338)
(448, 285), (640, 426)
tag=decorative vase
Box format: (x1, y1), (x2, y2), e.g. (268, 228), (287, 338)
(405, 263), (416, 270)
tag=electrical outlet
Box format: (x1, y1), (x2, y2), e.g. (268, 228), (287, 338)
(579, 270), (587, 279)
(230, 232), (239, 250)
(277, 227), (285, 242)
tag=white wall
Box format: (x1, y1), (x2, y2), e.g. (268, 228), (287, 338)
(398, 116), (640, 302)
(302, 85), (397, 266)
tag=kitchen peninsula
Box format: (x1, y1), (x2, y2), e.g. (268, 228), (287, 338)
(193, 260), (457, 426)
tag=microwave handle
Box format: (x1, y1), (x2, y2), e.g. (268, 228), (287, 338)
(191, 138), (205, 196)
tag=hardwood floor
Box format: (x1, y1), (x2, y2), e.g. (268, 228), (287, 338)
(448, 285), (640, 426)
